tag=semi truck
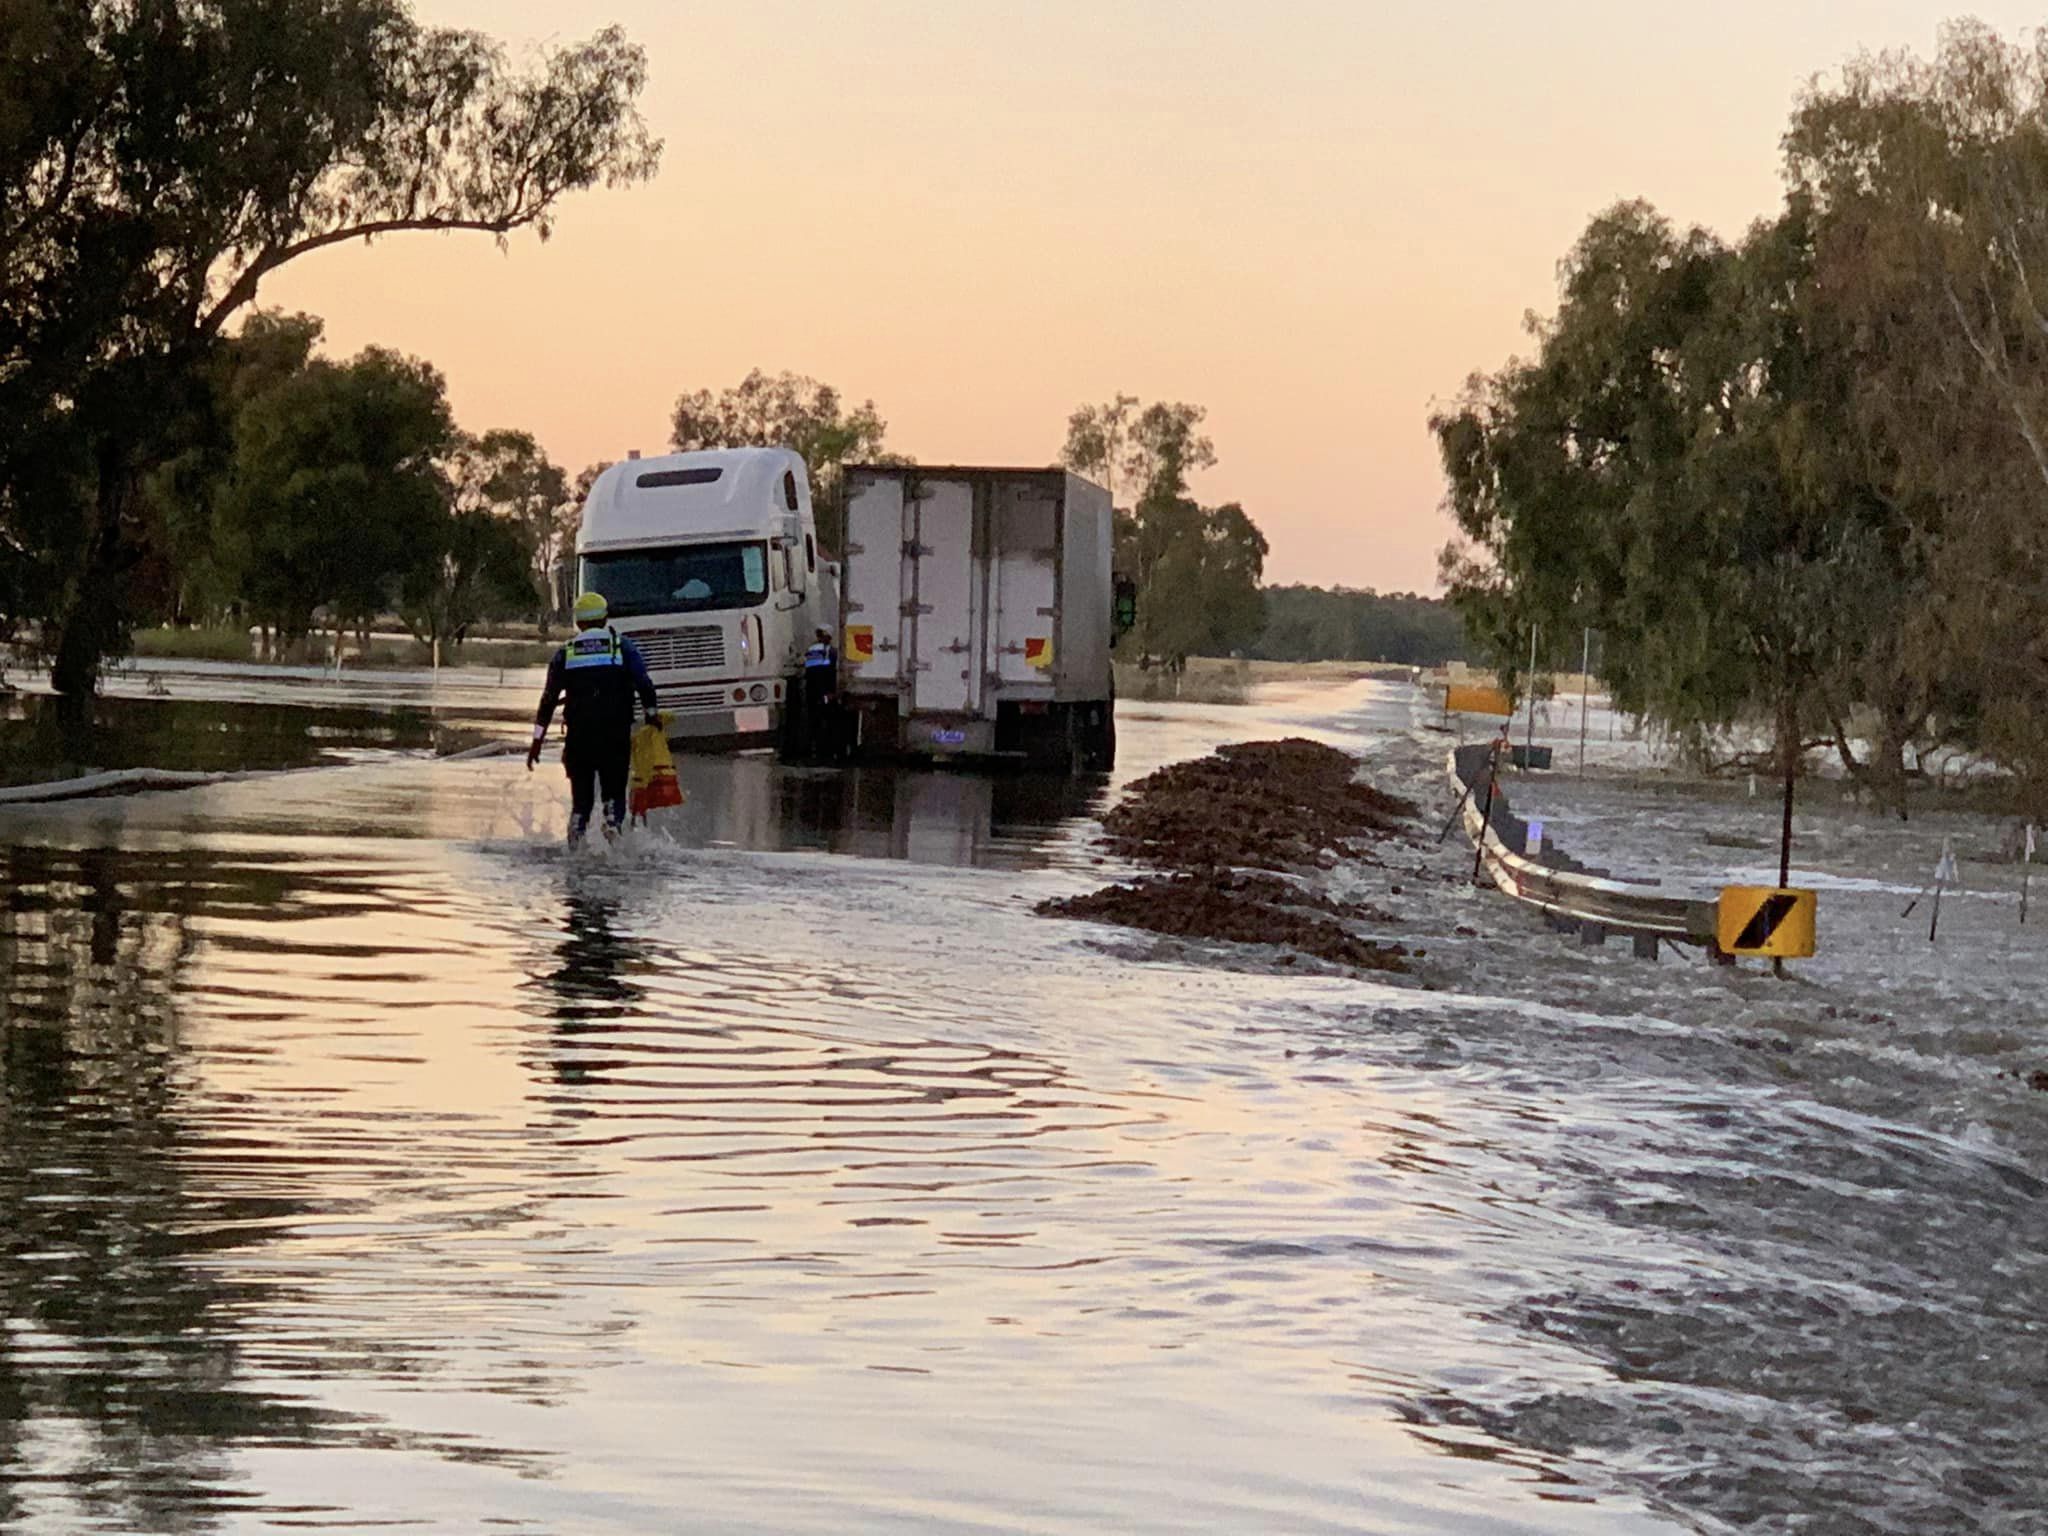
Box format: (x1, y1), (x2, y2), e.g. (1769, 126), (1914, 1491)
(836, 464), (1118, 770)
(575, 447), (836, 746)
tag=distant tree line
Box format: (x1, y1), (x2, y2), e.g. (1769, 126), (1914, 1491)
(1250, 586), (1468, 666)
(0, 0), (660, 705)
(1435, 20), (2048, 816)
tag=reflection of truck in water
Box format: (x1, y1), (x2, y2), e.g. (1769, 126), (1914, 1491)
(836, 465), (1118, 770)
(575, 448), (835, 747)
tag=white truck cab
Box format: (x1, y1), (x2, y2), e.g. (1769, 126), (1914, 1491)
(575, 447), (835, 746)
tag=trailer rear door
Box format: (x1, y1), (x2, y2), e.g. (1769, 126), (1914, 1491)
(993, 480), (1060, 690)
(910, 479), (979, 715)
(843, 475), (906, 690)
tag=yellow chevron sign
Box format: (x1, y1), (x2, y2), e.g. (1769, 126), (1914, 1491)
(1445, 682), (1513, 717)
(1716, 886), (1817, 958)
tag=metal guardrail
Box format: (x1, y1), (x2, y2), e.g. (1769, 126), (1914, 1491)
(1449, 744), (1718, 951)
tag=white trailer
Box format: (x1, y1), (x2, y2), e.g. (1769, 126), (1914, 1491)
(575, 447), (836, 746)
(837, 465), (1116, 769)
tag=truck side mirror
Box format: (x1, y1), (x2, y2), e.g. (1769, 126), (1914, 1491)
(1113, 577), (1138, 637)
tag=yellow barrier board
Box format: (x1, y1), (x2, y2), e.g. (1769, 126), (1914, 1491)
(1445, 683), (1513, 717)
(1716, 886), (1817, 958)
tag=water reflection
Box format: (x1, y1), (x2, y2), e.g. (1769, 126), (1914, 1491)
(0, 844), (568, 1532)
(0, 846), (332, 1532)
(658, 757), (1106, 869)
(0, 691), (472, 787)
(541, 888), (645, 1088)
(0, 680), (1706, 1534)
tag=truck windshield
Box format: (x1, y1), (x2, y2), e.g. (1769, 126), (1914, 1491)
(583, 541), (770, 617)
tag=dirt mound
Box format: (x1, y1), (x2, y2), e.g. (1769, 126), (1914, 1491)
(1101, 738), (1417, 872)
(1039, 740), (1418, 974)
(1039, 871), (1411, 972)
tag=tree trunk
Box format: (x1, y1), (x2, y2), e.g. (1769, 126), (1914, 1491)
(1876, 707), (1916, 822)
(48, 444), (136, 714)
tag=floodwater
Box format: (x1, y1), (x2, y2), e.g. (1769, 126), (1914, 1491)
(1, 664), (2041, 1533)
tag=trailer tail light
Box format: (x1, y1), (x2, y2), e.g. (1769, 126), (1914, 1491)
(733, 687), (747, 702)
(749, 684), (767, 702)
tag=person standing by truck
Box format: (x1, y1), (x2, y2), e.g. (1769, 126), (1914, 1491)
(800, 627), (839, 760)
(527, 592), (661, 842)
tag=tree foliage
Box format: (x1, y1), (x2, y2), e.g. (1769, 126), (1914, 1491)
(1435, 201), (1911, 787)
(1435, 20), (2048, 814)
(399, 444), (540, 663)
(457, 429), (573, 626)
(0, 1), (660, 700)
(1784, 19), (2048, 803)
(1060, 396), (1261, 664)
(218, 345), (458, 643)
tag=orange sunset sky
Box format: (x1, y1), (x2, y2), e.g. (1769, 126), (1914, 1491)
(266, 2), (2045, 592)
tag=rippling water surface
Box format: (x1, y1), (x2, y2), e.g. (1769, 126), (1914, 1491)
(5, 673), (2040, 1533)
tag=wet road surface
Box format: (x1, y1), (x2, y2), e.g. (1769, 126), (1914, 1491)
(6, 669), (2044, 1532)
(0, 674), (1693, 1532)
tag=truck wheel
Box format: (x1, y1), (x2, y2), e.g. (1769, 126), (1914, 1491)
(1080, 703), (1115, 773)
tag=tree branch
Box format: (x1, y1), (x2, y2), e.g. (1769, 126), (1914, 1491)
(200, 211), (530, 337)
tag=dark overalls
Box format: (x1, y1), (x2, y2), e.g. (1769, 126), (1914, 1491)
(535, 626), (659, 838)
(802, 638), (837, 758)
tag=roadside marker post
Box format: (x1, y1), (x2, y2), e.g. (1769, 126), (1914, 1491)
(1577, 627), (1591, 778)
(1524, 626), (1539, 775)
(1471, 725), (1510, 885)
(2024, 824), (2036, 926)
(1901, 838), (1960, 942)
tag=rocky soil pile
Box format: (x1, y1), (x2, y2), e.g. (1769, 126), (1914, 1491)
(1039, 739), (1419, 973)
(1099, 738), (1416, 871)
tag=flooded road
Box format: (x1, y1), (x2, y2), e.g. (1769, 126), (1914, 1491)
(0, 675), (1683, 1533)
(3, 670), (2040, 1532)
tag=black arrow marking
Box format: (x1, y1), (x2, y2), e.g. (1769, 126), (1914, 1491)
(1734, 892), (1802, 951)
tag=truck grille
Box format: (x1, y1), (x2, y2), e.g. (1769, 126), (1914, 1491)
(658, 685), (731, 714)
(632, 624), (725, 671)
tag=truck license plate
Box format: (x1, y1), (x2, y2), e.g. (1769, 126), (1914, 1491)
(734, 706), (771, 733)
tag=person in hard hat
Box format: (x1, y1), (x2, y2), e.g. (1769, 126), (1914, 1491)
(800, 627), (838, 760)
(528, 592), (660, 842)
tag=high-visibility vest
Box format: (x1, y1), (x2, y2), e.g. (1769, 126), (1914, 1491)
(563, 627), (624, 671)
(803, 642), (835, 670)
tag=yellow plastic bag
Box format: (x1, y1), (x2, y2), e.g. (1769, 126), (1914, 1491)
(628, 721), (685, 822)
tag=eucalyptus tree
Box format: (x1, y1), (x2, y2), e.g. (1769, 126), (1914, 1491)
(216, 346), (457, 648)
(1059, 396), (1267, 664)
(403, 433), (539, 663)
(1787, 19), (2048, 806)
(0, 0), (661, 703)
(1435, 201), (1919, 807)
(462, 429), (572, 626)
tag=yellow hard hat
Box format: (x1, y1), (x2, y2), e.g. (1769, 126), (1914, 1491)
(573, 592), (608, 625)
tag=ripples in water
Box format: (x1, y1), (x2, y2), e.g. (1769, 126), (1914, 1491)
(0, 773), (1678, 1534)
